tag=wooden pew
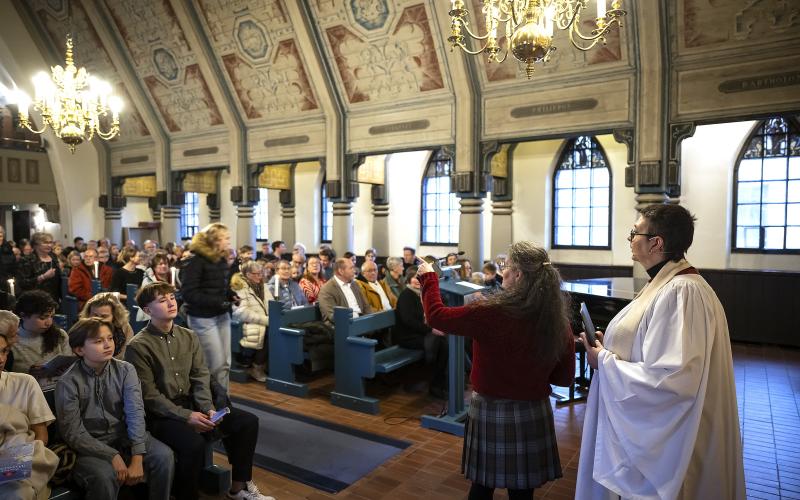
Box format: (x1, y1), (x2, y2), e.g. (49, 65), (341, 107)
(125, 284), (148, 333)
(265, 301), (324, 397)
(229, 320), (251, 383)
(330, 307), (424, 415)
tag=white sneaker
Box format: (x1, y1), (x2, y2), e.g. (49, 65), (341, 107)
(226, 481), (275, 500)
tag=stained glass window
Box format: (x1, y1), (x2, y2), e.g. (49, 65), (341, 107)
(421, 149), (459, 245)
(733, 117), (800, 252)
(552, 136), (612, 248)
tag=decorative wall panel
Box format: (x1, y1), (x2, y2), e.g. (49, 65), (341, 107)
(33, 0), (151, 143)
(678, 0), (800, 54)
(105, 0), (224, 134)
(197, 0), (319, 122)
(310, 1), (448, 107)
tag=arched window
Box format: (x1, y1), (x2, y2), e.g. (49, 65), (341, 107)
(255, 188), (268, 241)
(552, 136), (611, 248)
(421, 149), (459, 245)
(733, 117), (800, 252)
(321, 179), (332, 243)
(180, 192), (199, 239)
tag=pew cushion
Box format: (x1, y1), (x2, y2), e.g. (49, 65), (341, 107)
(374, 346), (424, 373)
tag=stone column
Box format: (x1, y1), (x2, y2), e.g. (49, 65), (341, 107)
(150, 206), (161, 223)
(208, 207), (221, 222)
(371, 203), (390, 256)
(458, 198), (484, 265)
(332, 201), (354, 253)
(490, 200), (513, 258)
(103, 208), (123, 245)
(160, 207), (181, 244)
(281, 206), (296, 246)
(236, 205), (256, 250)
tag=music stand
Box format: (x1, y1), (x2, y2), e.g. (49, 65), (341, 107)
(420, 278), (486, 437)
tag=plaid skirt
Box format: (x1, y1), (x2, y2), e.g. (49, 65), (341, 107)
(462, 392), (562, 490)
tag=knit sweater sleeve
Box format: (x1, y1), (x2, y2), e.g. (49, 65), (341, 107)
(419, 273), (490, 339)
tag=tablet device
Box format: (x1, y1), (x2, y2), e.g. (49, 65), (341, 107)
(210, 407), (230, 424)
(580, 302), (598, 347)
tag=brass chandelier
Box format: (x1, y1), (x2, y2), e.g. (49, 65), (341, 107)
(448, 0), (626, 79)
(16, 35), (122, 153)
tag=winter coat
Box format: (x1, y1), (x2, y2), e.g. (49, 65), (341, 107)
(180, 237), (232, 318)
(230, 273), (273, 350)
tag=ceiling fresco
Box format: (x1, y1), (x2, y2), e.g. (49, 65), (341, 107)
(104, 0), (224, 134)
(310, 0), (448, 106)
(196, 0), (319, 122)
(33, 0), (150, 143)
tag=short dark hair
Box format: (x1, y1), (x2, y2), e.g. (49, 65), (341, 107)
(319, 248), (334, 260)
(68, 317), (112, 349)
(343, 251), (356, 259)
(271, 241), (285, 252)
(136, 282), (177, 309)
(640, 204), (697, 262)
(14, 290), (57, 317)
(74, 236), (84, 244)
(403, 246), (416, 254)
(239, 245), (253, 253)
(405, 265), (419, 278)
(482, 262), (497, 273)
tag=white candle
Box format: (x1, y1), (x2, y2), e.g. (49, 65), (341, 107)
(7, 278), (14, 297)
(170, 267), (177, 286)
(274, 279), (279, 299)
(93, 261), (99, 279)
(597, 0), (607, 18)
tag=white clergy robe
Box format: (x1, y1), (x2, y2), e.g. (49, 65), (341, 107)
(576, 272), (745, 500)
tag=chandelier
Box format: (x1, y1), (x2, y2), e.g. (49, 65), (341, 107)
(448, 0), (626, 79)
(15, 35), (122, 153)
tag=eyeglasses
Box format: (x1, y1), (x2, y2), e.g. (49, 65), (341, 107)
(627, 230), (658, 242)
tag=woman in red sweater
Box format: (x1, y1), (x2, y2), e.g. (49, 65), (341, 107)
(418, 242), (575, 500)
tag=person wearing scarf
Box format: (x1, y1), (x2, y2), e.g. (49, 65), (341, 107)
(577, 204), (745, 500)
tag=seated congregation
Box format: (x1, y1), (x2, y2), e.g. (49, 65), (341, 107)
(0, 206), (745, 500)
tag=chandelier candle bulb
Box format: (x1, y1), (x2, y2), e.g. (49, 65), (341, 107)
(597, 0), (607, 19)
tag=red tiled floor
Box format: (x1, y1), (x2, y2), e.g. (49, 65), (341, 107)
(204, 343), (800, 499)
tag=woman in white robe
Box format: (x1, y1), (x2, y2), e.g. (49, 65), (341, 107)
(576, 204), (745, 500)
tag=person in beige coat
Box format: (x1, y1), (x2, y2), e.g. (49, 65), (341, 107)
(317, 258), (372, 327)
(355, 261), (396, 312)
(231, 261), (273, 382)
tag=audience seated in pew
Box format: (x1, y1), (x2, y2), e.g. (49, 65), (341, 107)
(317, 258), (373, 327)
(12, 291), (72, 390)
(356, 261), (397, 312)
(68, 248), (113, 309)
(79, 292), (134, 360)
(267, 260), (308, 311)
(392, 265), (448, 399)
(125, 282), (273, 500)
(382, 257), (406, 298)
(298, 256), (326, 304)
(109, 247), (144, 301)
(55, 318), (174, 500)
(231, 261), (273, 383)
(0, 328), (60, 500)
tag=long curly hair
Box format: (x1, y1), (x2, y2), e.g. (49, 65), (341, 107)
(478, 242), (570, 363)
(79, 292), (130, 332)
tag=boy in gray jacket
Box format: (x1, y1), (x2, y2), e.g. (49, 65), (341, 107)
(55, 317), (174, 499)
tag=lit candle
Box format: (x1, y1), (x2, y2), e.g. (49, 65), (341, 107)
(170, 267), (177, 286)
(597, 0), (607, 18)
(274, 278), (279, 299)
(93, 261), (99, 279)
(7, 278), (14, 297)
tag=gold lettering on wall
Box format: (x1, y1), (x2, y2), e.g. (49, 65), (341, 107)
(258, 164), (292, 190)
(718, 71), (800, 93)
(183, 171), (219, 194)
(358, 155), (386, 185)
(121, 175), (157, 197)
(490, 144), (511, 178)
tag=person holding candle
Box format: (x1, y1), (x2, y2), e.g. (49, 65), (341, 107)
(266, 260), (308, 312)
(180, 223), (239, 393)
(16, 232), (62, 304)
(231, 261), (273, 382)
(68, 247), (113, 309)
(0, 225), (16, 298)
(142, 252), (179, 288)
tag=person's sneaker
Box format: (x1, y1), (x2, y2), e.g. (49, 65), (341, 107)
(247, 364), (267, 382)
(226, 481), (275, 500)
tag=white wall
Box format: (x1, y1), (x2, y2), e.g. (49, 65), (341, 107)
(682, 121), (800, 272)
(293, 161), (323, 249)
(121, 197), (152, 228)
(511, 135), (637, 266)
(352, 182), (373, 254)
